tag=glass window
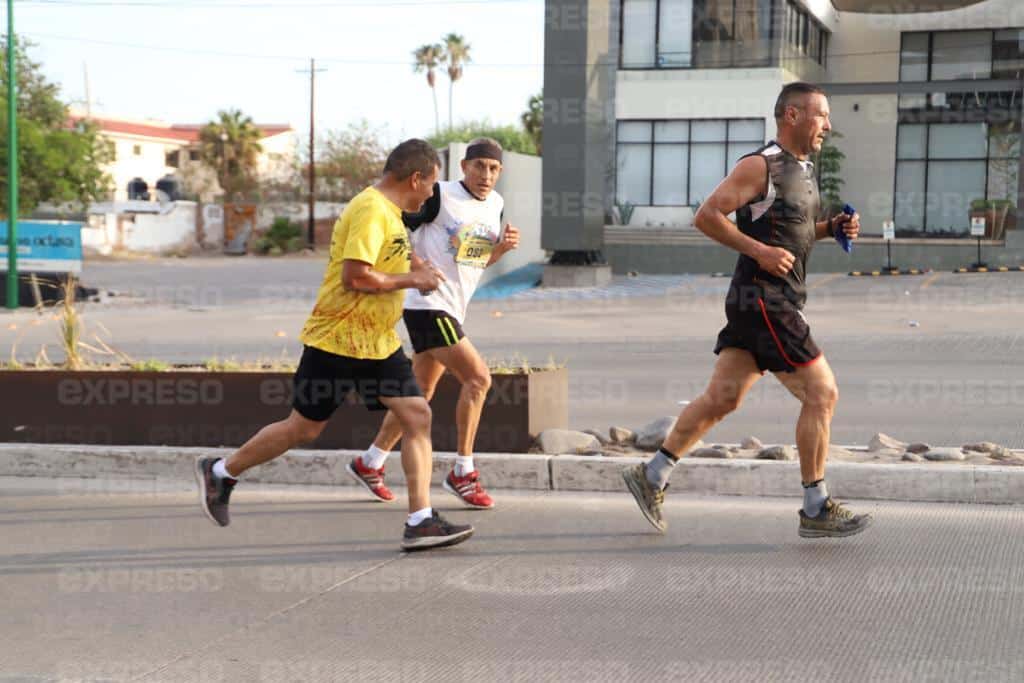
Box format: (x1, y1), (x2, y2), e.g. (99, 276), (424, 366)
(653, 145), (689, 205)
(622, 0), (657, 68)
(987, 157), (1019, 206)
(989, 120), (1021, 159)
(927, 122), (987, 159)
(616, 118), (764, 207)
(658, 0), (693, 68)
(900, 33), (930, 81)
(618, 121), (652, 143)
(729, 119), (764, 141)
(895, 161), (926, 231)
(616, 144), (652, 205)
(654, 121), (689, 142)
(897, 124), (927, 159)
(926, 160), (986, 231)
(931, 30), (991, 81)
(690, 143), (727, 202)
(993, 29), (1024, 79)
(692, 120), (727, 141)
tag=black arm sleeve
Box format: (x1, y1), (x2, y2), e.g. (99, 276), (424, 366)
(402, 183), (442, 230)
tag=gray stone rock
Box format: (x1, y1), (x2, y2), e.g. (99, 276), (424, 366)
(608, 426), (636, 445)
(986, 446), (1017, 461)
(923, 449), (967, 462)
(740, 436), (763, 450)
(869, 433), (907, 452)
(757, 445), (796, 461)
(536, 429), (602, 455)
(905, 443), (931, 454)
(902, 452), (925, 462)
(635, 416), (677, 451)
(963, 441), (1002, 454)
(691, 447), (732, 459)
(583, 429), (610, 446)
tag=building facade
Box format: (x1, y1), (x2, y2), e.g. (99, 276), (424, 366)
(68, 112), (295, 202)
(543, 0), (1024, 274)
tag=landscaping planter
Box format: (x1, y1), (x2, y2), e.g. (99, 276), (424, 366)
(0, 368), (567, 453)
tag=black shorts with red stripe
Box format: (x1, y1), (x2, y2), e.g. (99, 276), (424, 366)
(714, 282), (821, 374)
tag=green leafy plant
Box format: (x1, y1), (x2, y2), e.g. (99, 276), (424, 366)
(614, 201), (636, 225)
(254, 217), (303, 255)
(426, 120), (537, 156)
(815, 131), (846, 214)
(129, 360), (170, 372)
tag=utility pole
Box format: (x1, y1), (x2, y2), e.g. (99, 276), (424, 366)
(296, 58), (326, 250)
(5, 0), (18, 309)
(83, 61), (92, 117)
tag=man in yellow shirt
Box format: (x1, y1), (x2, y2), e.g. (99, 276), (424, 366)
(195, 139), (475, 551)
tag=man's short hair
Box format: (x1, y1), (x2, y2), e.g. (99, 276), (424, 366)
(774, 82), (826, 120)
(383, 139), (440, 181)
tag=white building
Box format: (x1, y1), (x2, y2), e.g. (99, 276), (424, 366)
(542, 0), (1024, 275)
(68, 111), (295, 202)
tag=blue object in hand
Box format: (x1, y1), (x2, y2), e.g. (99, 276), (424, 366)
(835, 203), (855, 253)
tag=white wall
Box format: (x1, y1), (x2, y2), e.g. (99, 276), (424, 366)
(107, 135), (179, 201)
(442, 143), (544, 285)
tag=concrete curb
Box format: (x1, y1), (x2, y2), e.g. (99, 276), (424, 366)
(1, 444), (1022, 504)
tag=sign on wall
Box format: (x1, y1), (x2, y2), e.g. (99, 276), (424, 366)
(0, 222), (83, 273)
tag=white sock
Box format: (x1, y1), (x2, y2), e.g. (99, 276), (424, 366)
(362, 445), (389, 470)
(454, 455), (475, 477)
(212, 458), (236, 481)
(407, 507), (433, 526)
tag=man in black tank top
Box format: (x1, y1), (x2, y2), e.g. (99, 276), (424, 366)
(623, 83), (873, 540)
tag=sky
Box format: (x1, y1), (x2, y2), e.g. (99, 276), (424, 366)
(4, 0), (545, 146)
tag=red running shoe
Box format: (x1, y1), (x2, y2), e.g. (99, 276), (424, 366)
(443, 470), (495, 509)
(345, 456), (396, 502)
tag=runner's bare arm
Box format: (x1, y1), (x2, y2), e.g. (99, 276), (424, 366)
(694, 156), (796, 277)
(342, 259), (443, 294)
(486, 224), (520, 267)
(815, 212), (860, 240)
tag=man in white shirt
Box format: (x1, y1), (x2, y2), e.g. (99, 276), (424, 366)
(346, 138), (520, 509)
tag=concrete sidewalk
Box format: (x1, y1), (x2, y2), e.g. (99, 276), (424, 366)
(2, 476), (1024, 682)
(3, 443), (1024, 505)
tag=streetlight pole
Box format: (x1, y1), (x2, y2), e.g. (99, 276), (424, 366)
(297, 58), (326, 250)
(5, 0), (18, 309)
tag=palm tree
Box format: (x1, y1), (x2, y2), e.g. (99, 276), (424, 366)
(198, 109), (264, 198)
(521, 92), (543, 155)
(413, 43), (444, 135)
(441, 33), (471, 131)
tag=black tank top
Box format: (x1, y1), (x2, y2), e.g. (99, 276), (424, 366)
(728, 141), (820, 309)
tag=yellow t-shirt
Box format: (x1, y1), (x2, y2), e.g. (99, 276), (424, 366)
(299, 186), (411, 359)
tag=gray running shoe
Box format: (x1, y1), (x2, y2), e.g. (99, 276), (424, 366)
(195, 456), (236, 527)
(622, 463), (667, 533)
(798, 498), (872, 538)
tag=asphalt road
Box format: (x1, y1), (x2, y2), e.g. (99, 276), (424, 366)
(3, 257), (1024, 447)
(2, 476), (1023, 682)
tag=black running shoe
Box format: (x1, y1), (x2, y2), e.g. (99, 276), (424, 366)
(798, 498), (872, 538)
(401, 512), (474, 551)
(195, 456), (236, 527)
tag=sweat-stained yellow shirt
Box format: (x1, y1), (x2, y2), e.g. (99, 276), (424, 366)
(299, 186), (411, 359)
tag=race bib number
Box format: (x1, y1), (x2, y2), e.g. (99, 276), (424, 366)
(454, 225), (498, 268)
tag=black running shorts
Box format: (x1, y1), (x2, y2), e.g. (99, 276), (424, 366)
(403, 309), (466, 354)
(714, 284), (822, 374)
(292, 345), (422, 420)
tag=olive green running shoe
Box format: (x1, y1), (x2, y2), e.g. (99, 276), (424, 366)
(622, 463), (667, 533)
(798, 498), (872, 538)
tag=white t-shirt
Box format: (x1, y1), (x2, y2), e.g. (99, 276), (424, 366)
(403, 181), (504, 323)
